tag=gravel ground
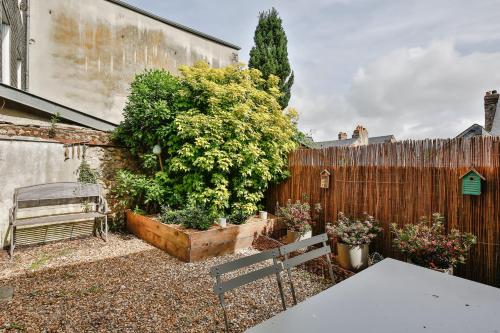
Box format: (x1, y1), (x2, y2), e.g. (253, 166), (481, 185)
(0, 235), (330, 332)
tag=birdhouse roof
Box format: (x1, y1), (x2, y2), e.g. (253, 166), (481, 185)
(459, 167), (486, 180)
(320, 169), (331, 176)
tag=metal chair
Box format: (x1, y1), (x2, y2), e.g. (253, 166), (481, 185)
(210, 248), (287, 332)
(280, 233), (334, 305)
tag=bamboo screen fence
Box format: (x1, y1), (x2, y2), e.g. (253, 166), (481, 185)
(265, 137), (500, 287)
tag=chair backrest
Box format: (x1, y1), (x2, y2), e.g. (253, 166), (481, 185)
(14, 182), (101, 209)
(280, 233), (331, 270)
(210, 248), (283, 295)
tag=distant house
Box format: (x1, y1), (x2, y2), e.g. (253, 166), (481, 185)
(456, 90), (500, 138)
(306, 125), (396, 149)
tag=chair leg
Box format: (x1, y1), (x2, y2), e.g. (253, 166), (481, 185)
(275, 272), (287, 310)
(287, 267), (298, 305)
(323, 241), (335, 283)
(219, 294), (229, 332)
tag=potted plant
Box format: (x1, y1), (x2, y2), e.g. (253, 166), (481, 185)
(391, 213), (477, 275)
(327, 212), (381, 271)
(278, 196), (321, 243)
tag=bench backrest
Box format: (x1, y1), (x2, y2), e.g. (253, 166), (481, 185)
(14, 182), (102, 209)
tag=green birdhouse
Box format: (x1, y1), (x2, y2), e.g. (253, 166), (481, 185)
(460, 168), (485, 196)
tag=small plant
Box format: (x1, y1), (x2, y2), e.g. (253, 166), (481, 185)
(391, 213), (477, 270)
(161, 205), (214, 231)
(76, 158), (99, 184)
(277, 195), (321, 235)
(48, 112), (60, 138)
(228, 211), (251, 225)
(327, 212), (381, 246)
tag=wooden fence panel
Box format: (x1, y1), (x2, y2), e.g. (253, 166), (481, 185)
(265, 137), (500, 287)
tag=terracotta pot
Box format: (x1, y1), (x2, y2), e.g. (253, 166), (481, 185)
(286, 229), (312, 243)
(337, 242), (369, 271)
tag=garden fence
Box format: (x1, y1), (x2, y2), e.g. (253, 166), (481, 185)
(265, 137), (500, 287)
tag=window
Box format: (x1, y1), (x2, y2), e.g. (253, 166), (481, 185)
(16, 59), (21, 89)
(1, 23), (11, 85)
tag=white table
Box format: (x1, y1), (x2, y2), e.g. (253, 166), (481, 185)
(247, 258), (500, 333)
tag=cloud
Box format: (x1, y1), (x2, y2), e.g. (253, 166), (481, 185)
(297, 41), (500, 140)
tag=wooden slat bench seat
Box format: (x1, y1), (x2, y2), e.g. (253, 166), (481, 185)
(9, 182), (108, 258)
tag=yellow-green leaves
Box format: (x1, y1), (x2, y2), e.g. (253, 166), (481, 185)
(115, 62), (299, 216)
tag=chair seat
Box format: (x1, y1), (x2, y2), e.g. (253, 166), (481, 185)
(13, 212), (105, 227)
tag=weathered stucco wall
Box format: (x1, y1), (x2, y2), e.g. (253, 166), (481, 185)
(0, 133), (132, 248)
(27, 0), (239, 124)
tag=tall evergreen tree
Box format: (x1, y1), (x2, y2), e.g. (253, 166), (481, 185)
(249, 8), (294, 109)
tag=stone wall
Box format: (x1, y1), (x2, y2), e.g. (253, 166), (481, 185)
(0, 123), (135, 248)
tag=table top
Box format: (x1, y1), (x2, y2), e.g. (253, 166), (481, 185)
(246, 258), (500, 333)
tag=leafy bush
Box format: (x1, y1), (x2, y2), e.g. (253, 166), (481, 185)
(391, 213), (477, 269)
(326, 212), (381, 246)
(277, 196), (321, 235)
(114, 62), (300, 217)
(112, 170), (166, 214)
(228, 211), (251, 225)
(160, 205), (214, 231)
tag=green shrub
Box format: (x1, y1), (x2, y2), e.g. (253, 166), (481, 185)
(228, 211), (251, 225)
(112, 170), (166, 214)
(160, 205), (214, 231)
(76, 158), (99, 184)
(113, 63), (300, 217)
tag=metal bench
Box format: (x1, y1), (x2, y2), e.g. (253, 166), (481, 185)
(8, 182), (108, 257)
(210, 248), (287, 332)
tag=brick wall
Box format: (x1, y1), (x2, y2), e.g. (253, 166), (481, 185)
(1, 0), (26, 89)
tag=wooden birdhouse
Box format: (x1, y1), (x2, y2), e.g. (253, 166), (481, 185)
(459, 168), (485, 196)
(320, 169), (331, 189)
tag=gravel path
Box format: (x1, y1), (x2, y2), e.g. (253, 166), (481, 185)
(0, 235), (330, 332)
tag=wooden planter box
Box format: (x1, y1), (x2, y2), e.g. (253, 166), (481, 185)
(126, 211), (283, 262)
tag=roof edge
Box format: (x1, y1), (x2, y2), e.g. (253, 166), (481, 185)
(105, 0), (241, 50)
(0, 84), (117, 131)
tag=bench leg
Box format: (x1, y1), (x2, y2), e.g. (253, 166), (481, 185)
(9, 226), (15, 259)
(219, 294), (229, 332)
(104, 215), (108, 242)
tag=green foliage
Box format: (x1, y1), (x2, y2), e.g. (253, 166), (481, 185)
(48, 112), (60, 138)
(228, 211), (251, 225)
(76, 158), (99, 184)
(160, 205), (214, 231)
(112, 170), (166, 214)
(249, 7), (294, 109)
(114, 63), (299, 217)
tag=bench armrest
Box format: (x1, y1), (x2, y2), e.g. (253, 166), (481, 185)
(9, 206), (16, 225)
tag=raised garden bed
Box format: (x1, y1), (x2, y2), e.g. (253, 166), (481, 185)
(126, 210), (284, 262)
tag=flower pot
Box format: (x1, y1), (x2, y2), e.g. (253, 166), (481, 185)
(337, 242), (369, 271)
(286, 229), (312, 243)
(218, 217), (227, 228)
(259, 211), (268, 220)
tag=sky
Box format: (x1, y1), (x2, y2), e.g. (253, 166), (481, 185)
(127, 0), (500, 141)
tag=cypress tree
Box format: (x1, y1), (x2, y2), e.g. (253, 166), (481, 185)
(249, 8), (294, 109)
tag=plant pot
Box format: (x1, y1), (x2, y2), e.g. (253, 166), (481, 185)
(286, 229), (312, 243)
(337, 242), (369, 271)
(218, 217), (227, 228)
(259, 211), (268, 220)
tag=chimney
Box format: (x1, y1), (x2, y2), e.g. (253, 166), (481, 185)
(352, 125), (368, 145)
(485, 90), (499, 132)
(338, 132), (347, 140)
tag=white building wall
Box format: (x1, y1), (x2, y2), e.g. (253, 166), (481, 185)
(27, 0), (238, 124)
